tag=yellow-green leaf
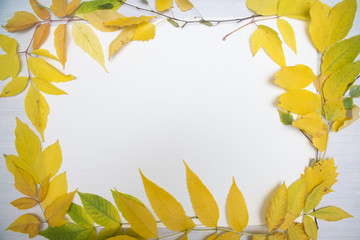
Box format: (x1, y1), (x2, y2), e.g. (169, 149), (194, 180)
(324, 98), (346, 122)
(304, 184), (324, 213)
(6, 214), (40, 238)
(133, 22), (156, 41)
(25, 85), (50, 141)
(278, 89), (321, 115)
(140, 170), (194, 231)
(31, 49), (59, 61)
(277, 110), (294, 125)
(0, 35), (19, 80)
(30, 0), (50, 20)
(328, 0), (357, 46)
(54, 24), (67, 68)
(11, 197), (38, 210)
(156, 0), (173, 11)
(33, 23), (50, 50)
(175, 0), (193, 12)
(246, 0), (279, 15)
(32, 77), (67, 95)
(104, 15), (154, 28)
(274, 65), (316, 90)
(4, 11), (39, 32)
(28, 56), (75, 82)
(80, 10), (123, 32)
(278, 0), (315, 20)
(42, 172), (68, 209)
(109, 26), (137, 60)
(288, 222), (309, 240)
(323, 61), (360, 101)
(72, 22), (107, 72)
(45, 190), (77, 227)
(321, 35), (360, 77)
(0, 76), (28, 97)
(78, 192), (121, 228)
(287, 178), (306, 217)
(216, 232), (241, 240)
(112, 190), (157, 238)
(292, 117), (327, 138)
(309, 206), (353, 221)
(266, 183), (288, 232)
(184, 161), (219, 227)
(303, 216), (318, 240)
(68, 203), (94, 228)
(277, 18), (296, 53)
(226, 177), (248, 232)
(14, 168), (37, 198)
(96, 227), (123, 240)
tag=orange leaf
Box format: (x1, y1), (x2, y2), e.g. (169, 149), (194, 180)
(6, 214), (40, 238)
(51, 0), (67, 17)
(14, 168), (37, 198)
(11, 197), (38, 210)
(33, 23), (50, 50)
(4, 11), (39, 32)
(54, 24), (67, 68)
(30, 0), (50, 20)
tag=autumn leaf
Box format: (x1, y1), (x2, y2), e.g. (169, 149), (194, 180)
(277, 18), (296, 54)
(31, 49), (59, 61)
(175, 0), (194, 12)
(75, 0), (123, 15)
(72, 22), (107, 71)
(226, 177), (248, 232)
(277, 110), (293, 125)
(40, 222), (96, 239)
(288, 222), (309, 240)
(108, 236), (138, 240)
(156, 0), (173, 11)
(140, 170), (195, 231)
(25, 85), (50, 141)
(109, 26), (137, 59)
(0, 76), (28, 97)
(6, 214), (41, 238)
(66, 0), (82, 15)
(78, 192), (121, 228)
(4, 11), (39, 32)
(324, 99), (346, 122)
(266, 183), (288, 232)
(309, 1), (330, 53)
(268, 232), (287, 240)
(292, 117), (328, 138)
(332, 105), (360, 132)
(112, 190), (158, 238)
(278, 89), (321, 115)
(309, 206), (353, 221)
(278, 0), (315, 20)
(104, 15), (154, 28)
(304, 184), (324, 213)
(4, 154), (18, 175)
(303, 216), (318, 240)
(54, 24), (67, 68)
(33, 23), (50, 50)
(51, 0), (67, 17)
(312, 131), (328, 152)
(287, 179), (306, 217)
(30, 0), (50, 20)
(0, 35), (20, 80)
(184, 161), (219, 227)
(80, 9), (123, 32)
(42, 172), (68, 209)
(246, 0), (279, 15)
(32, 77), (67, 95)
(133, 22), (156, 41)
(68, 203), (94, 228)
(38, 176), (50, 203)
(11, 197), (38, 210)
(207, 233), (218, 240)
(350, 85), (360, 97)
(97, 226), (123, 240)
(274, 65), (316, 90)
(216, 232), (241, 240)
(44, 190), (77, 227)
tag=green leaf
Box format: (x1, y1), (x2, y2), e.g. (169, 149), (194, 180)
(76, 0), (123, 15)
(309, 206), (353, 221)
(78, 192), (121, 228)
(343, 97), (353, 110)
(199, 20), (213, 27)
(304, 184), (324, 213)
(167, 18), (179, 28)
(349, 85), (360, 97)
(40, 223), (95, 240)
(278, 110), (294, 125)
(303, 216), (318, 240)
(96, 227), (123, 240)
(68, 203), (94, 228)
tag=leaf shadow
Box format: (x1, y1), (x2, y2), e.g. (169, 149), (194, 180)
(258, 182), (281, 224)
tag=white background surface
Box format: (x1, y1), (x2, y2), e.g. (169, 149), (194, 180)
(0, 0), (359, 239)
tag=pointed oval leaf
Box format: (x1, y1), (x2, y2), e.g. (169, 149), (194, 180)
(288, 222), (309, 240)
(66, 0), (82, 15)
(30, 0), (50, 20)
(14, 167), (37, 198)
(266, 183), (288, 232)
(109, 26), (137, 59)
(4, 11), (39, 32)
(11, 197), (38, 210)
(104, 15), (154, 28)
(278, 0), (315, 20)
(303, 216), (318, 240)
(277, 18), (296, 54)
(304, 184), (324, 213)
(80, 10), (123, 32)
(6, 214), (40, 238)
(175, 0), (193, 12)
(68, 203), (94, 228)
(156, 0), (173, 11)
(0, 76), (28, 97)
(51, 0), (67, 17)
(0, 53), (20, 80)
(40, 222), (91, 239)
(32, 77), (67, 95)
(54, 24), (67, 68)
(309, 206), (353, 221)
(274, 65), (316, 90)
(278, 89), (321, 115)
(33, 23), (50, 50)
(0, 34), (18, 54)
(38, 175), (51, 203)
(309, 1), (330, 53)
(258, 25), (286, 67)
(277, 110), (294, 125)
(133, 22), (156, 41)
(250, 29), (263, 57)
(42, 172), (68, 209)
(31, 49), (59, 61)
(45, 190), (77, 227)
(287, 178), (306, 217)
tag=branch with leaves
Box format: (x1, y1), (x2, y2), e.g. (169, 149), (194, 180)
(1, 0), (359, 239)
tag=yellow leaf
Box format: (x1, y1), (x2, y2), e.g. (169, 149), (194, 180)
(278, 0), (315, 20)
(33, 23), (50, 50)
(309, 206), (353, 221)
(268, 232), (287, 240)
(104, 15), (154, 28)
(50, 0), (67, 17)
(304, 183), (324, 213)
(4, 11), (39, 32)
(256, 25), (286, 67)
(278, 89), (321, 115)
(277, 18), (296, 54)
(279, 212), (297, 231)
(226, 177), (248, 232)
(108, 236), (138, 240)
(31, 49), (59, 61)
(72, 22), (107, 72)
(312, 132), (328, 152)
(14, 168), (37, 198)
(321, 35), (360, 77)
(184, 161), (219, 227)
(156, 0), (173, 11)
(274, 65), (316, 90)
(287, 178), (306, 217)
(25, 85), (50, 141)
(246, 0), (279, 15)
(179, 233), (188, 240)
(30, 0), (50, 20)
(265, 183), (288, 232)
(328, 0), (357, 46)
(125, 228), (147, 240)
(80, 10), (123, 32)
(54, 24), (67, 68)
(11, 197), (38, 210)
(112, 190), (158, 238)
(6, 214), (40, 238)
(303, 216), (318, 240)
(0, 33), (18, 53)
(252, 236), (267, 240)
(4, 154), (17, 175)
(38, 176), (51, 203)
(133, 22), (156, 41)
(140, 170), (194, 231)
(288, 222), (309, 240)
(302, 158), (338, 194)
(45, 190), (77, 227)
(32, 77), (67, 95)
(324, 98), (346, 122)
(42, 172), (68, 209)
(323, 61), (360, 101)
(292, 118), (327, 138)
(66, 0), (82, 15)
(332, 105), (360, 132)
(0, 35), (20, 80)
(0, 76), (28, 97)
(216, 232), (241, 240)
(109, 26), (137, 59)
(309, 1), (330, 53)
(250, 29), (263, 57)
(175, 0), (194, 12)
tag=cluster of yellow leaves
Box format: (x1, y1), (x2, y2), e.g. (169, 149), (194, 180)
(5, 119), (75, 238)
(155, 0), (194, 12)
